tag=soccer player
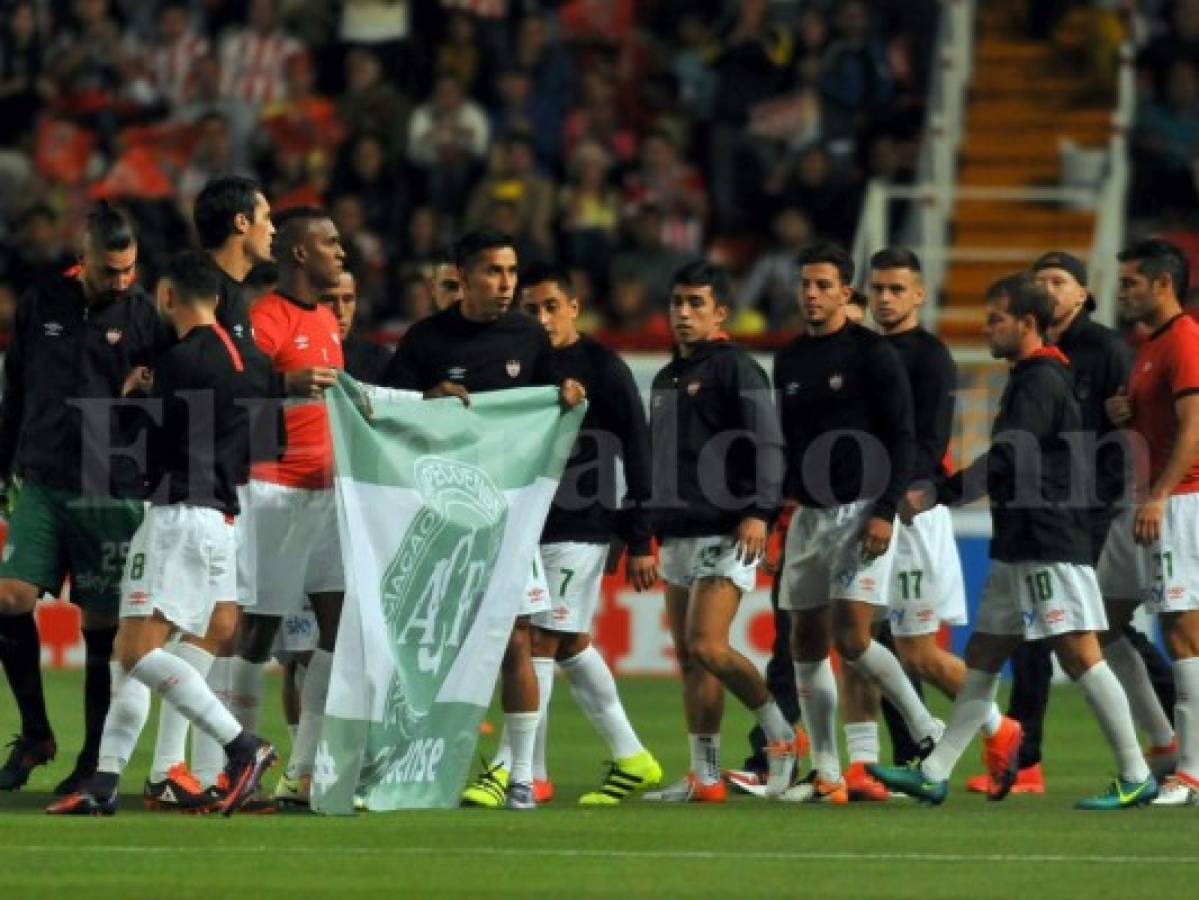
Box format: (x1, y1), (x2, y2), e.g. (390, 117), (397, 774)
(856, 248), (1016, 801)
(427, 249), (465, 312)
(774, 242), (941, 804)
(968, 251), (1175, 794)
(0, 202), (166, 794)
(142, 176), (279, 808)
(1095, 239), (1199, 806)
(642, 261), (795, 803)
(870, 273), (1157, 809)
(504, 262), (663, 805)
(320, 270), (393, 383)
(220, 207), (347, 808)
(47, 250), (276, 816)
(383, 230), (586, 810)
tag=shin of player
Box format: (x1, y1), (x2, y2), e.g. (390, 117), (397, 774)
(48, 252), (277, 816)
(643, 262), (795, 803)
(870, 273), (1155, 809)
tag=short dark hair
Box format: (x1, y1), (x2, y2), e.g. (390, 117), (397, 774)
(158, 250), (221, 305)
(85, 201), (136, 252)
(454, 229), (516, 271)
(1118, 239), (1190, 299)
(272, 206), (330, 269)
(521, 261), (574, 297)
(869, 246), (922, 274)
(798, 241), (854, 285)
(987, 272), (1053, 335)
(672, 260), (731, 306)
(193, 176), (262, 249)
(429, 248), (457, 269)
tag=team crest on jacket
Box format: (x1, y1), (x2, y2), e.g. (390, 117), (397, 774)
(105, 328), (122, 345)
(295, 334), (310, 350)
(506, 359), (521, 378)
(687, 381), (701, 396)
(829, 372), (844, 391)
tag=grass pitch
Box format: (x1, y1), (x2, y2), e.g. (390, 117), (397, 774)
(0, 670), (1189, 898)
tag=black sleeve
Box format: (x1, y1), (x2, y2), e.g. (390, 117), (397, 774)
(367, 344), (394, 385)
(532, 329), (562, 387)
(1103, 333), (1133, 408)
(382, 327), (428, 390)
(145, 348), (185, 489)
(770, 346), (798, 501)
(731, 351), (784, 525)
(0, 290), (30, 482)
(605, 353), (654, 557)
(911, 343), (957, 484)
(865, 340), (916, 521)
(937, 452), (988, 507)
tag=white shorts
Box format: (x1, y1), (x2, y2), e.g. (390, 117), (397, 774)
(887, 505), (968, 637)
(531, 542), (608, 633)
(1097, 494), (1199, 614)
(120, 505), (237, 637)
(520, 549), (552, 617)
(248, 480), (345, 617)
(975, 561), (1107, 640)
(659, 535), (758, 594)
(234, 483), (257, 608)
(271, 601), (319, 665)
(779, 501), (895, 611)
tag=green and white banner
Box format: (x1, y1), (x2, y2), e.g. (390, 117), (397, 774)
(312, 375), (584, 813)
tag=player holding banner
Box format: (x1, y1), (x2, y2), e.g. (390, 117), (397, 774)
(870, 273), (1156, 809)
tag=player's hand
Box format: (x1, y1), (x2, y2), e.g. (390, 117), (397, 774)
(121, 366), (153, 397)
(1106, 386), (1133, 427)
(559, 378), (587, 409)
(1134, 498), (1165, 546)
(285, 367), (338, 400)
(627, 555), (659, 592)
(861, 516), (893, 561)
(733, 517), (768, 565)
(424, 381), (470, 406)
(899, 485), (933, 525)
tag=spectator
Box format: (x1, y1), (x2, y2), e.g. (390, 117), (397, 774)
(623, 129), (707, 255)
(144, 0), (209, 110)
(330, 192), (387, 323)
(218, 0), (303, 108)
(818, 0), (895, 142)
(407, 73), (490, 217)
(562, 67), (638, 165)
(0, 204), (74, 297)
(173, 52), (255, 170)
(772, 142), (861, 246)
(177, 111), (252, 215)
(465, 132), (555, 257)
(435, 11), (482, 96)
(395, 271), (436, 327)
(609, 204), (689, 314)
(603, 268), (672, 339)
(0, 0), (52, 141)
(559, 140), (621, 285)
(670, 11), (719, 124)
(736, 205), (813, 328)
(260, 52), (345, 163)
(329, 131), (410, 243)
(337, 47), (410, 160)
(1132, 59), (1199, 218)
(512, 13), (574, 165)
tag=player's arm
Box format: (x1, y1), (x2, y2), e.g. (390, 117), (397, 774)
(729, 352), (785, 562)
(863, 342), (916, 556)
(911, 343), (957, 493)
(607, 354), (657, 590)
(1137, 392), (1199, 544)
(0, 290), (30, 491)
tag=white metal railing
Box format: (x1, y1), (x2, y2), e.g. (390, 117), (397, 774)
(1087, 41), (1135, 325)
(851, 0), (976, 323)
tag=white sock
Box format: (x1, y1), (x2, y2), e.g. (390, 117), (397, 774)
(150, 641), (213, 781)
(849, 640), (941, 743)
(192, 656), (231, 787)
(1077, 661), (1151, 783)
(921, 669), (999, 782)
(794, 659), (840, 781)
(1105, 636), (1175, 746)
(506, 711), (539, 785)
(1174, 658), (1199, 776)
(532, 657), (554, 781)
(98, 662), (150, 777)
(981, 703), (1003, 738)
(688, 733), (721, 785)
(131, 649), (241, 745)
(289, 649), (332, 778)
(295, 662), (308, 695)
(753, 700), (794, 745)
(229, 656), (266, 734)
(845, 721), (880, 765)
(561, 646), (644, 760)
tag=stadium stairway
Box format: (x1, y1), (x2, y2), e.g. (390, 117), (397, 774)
(939, 3), (1117, 347)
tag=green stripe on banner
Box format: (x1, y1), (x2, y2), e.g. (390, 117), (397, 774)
(314, 375), (585, 812)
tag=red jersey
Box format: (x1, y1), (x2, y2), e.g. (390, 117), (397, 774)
(249, 292), (344, 490)
(1128, 314), (1199, 495)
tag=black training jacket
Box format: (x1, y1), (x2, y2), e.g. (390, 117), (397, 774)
(938, 351), (1092, 564)
(649, 339), (784, 539)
